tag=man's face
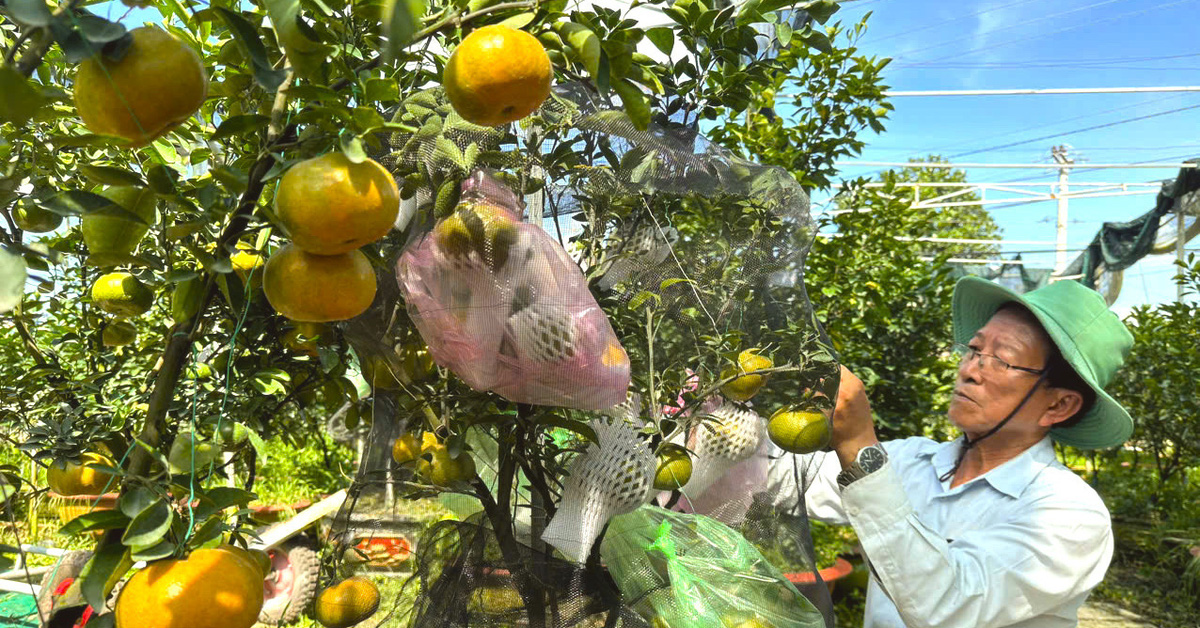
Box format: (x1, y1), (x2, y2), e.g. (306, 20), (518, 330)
(948, 308), (1054, 438)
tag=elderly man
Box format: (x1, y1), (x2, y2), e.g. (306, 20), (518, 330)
(769, 276), (1135, 628)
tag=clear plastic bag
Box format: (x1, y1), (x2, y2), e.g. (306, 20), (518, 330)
(601, 505), (825, 628)
(396, 169), (631, 410)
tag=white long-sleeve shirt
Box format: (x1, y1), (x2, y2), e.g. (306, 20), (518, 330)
(766, 435), (1113, 628)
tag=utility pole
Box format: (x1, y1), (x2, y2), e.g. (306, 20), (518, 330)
(1052, 146), (1073, 275)
(1178, 208), (1187, 302)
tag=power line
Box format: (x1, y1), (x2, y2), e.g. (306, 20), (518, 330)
(948, 103), (1200, 159)
(883, 86), (1200, 97)
(837, 160), (1199, 169)
(891, 52), (1200, 70)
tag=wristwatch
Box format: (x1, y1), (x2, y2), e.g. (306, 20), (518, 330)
(837, 443), (888, 490)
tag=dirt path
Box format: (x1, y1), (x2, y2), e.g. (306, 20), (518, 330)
(1078, 600), (1159, 628)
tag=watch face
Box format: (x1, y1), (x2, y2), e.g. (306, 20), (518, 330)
(858, 446), (887, 473)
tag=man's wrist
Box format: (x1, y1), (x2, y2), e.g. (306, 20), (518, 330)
(837, 437), (881, 470)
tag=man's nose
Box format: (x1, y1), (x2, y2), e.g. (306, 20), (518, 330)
(958, 353), (983, 384)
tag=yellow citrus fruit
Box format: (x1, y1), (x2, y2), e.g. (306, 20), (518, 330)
(82, 186), (158, 267)
(13, 200), (62, 233)
(313, 576), (381, 628)
(74, 26), (208, 147)
(433, 201), (519, 270)
(392, 431), (439, 465)
(215, 544), (271, 578)
(114, 548), (264, 628)
(91, 272), (154, 317)
(720, 349), (774, 402)
(263, 243), (376, 322)
(444, 25), (552, 126)
(102, 321), (137, 347)
(274, 153), (399, 256)
(652, 444), (693, 491)
(282, 321), (327, 356)
(47, 452), (118, 496)
(230, 248), (265, 285)
(417, 445), (476, 487)
(767, 408), (830, 454)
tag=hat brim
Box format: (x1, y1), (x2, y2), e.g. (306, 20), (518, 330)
(952, 276), (1133, 450)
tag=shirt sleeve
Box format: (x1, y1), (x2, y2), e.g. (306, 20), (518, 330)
(766, 449), (848, 524)
(842, 462), (1113, 628)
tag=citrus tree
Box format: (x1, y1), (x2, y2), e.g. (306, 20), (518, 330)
(0, 0), (890, 625)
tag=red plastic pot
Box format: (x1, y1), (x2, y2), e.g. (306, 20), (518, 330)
(784, 557), (854, 594)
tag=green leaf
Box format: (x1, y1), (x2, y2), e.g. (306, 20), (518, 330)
(118, 486), (157, 518)
(122, 498), (173, 547)
(628, 290), (661, 310)
(612, 78), (650, 131)
(79, 164), (144, 187)
(42, 190), (115, 216)
(205, 486), (257, 511)
(6, 0), (52, 27)
(129, 538), (176, 562)
(61, 510), (129, 536)
(215, 7), (287, 91)
(645, 27), (674, 56)
(799, 28), (833, 54)
(0, 248), (26, 314)
(79, 543), (129, 612)
(0, 65), (47, 126)
(212, 114), (270, 141)
(146, 164), (179, 195)
(776, 22), (792, 46)
(340, 134), (368, 164)
(499, 11), (536, 30)
(533, 415), (598, 445)
(75, 15), (127, 45)
(188, 517), (225, 548)
(382, 0), (426, 60)
(802, 0), (841, 24)
(364, 78), (399, 103)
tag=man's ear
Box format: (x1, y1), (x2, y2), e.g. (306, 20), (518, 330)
(1041, 388), (1084, 427)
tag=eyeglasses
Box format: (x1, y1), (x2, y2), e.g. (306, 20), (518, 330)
(952, 343), (1046, 376)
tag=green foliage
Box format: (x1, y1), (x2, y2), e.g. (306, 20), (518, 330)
(798, 161), (1000, 439)
(1108, 253), (1200, 485)
(709, 15), (891, 191)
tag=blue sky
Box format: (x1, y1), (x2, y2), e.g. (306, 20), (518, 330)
(807, 0), (1200, 314)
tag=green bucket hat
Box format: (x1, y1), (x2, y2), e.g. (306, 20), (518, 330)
(952, 276), (1134, 450)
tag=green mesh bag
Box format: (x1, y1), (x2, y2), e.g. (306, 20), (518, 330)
(601, 505), (824, 628)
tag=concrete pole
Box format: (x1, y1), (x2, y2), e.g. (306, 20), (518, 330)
(1052, 146), (1073, 275)
(1178, 208), (1187, 302)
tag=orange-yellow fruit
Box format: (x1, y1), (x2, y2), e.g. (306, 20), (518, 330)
(13, 200), (62, 233)
(392, 432), (439, 465)
(102, 321), (138, 347)
(443, 25), (552, 126)
(282, 321), (327, 356)
(652, 444), (693, 491)
(313, 576), (381, 628)
(47, 452), (118, 496)
(74, 26), (208, 147)
(91, 272), (154, 318)
(215, 544), (271, 578)
(274, 153), (399, 256)
(114, 548), (264, 628)
(767, 408), (830, 455)
(263, 244), (376, 322)
(720, 349), (774, 402)
(417, 445), (476, 487)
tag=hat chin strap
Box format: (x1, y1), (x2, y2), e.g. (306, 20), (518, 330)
(939, 371), (1050, 484)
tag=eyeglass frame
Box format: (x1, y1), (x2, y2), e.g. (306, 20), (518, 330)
(952, 342), (1047, 376)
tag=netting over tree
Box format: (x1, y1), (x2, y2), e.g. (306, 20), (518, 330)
(329, 84), (841, 627)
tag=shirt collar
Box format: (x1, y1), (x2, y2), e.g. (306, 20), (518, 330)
(926, 435), (1058, 499)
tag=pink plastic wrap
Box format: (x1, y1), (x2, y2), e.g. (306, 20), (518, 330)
(396, 170), (631, 410)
